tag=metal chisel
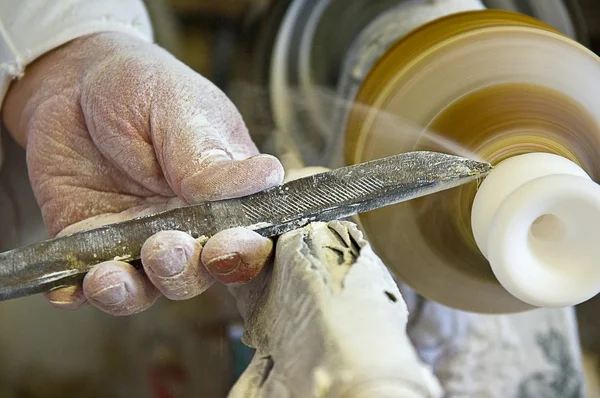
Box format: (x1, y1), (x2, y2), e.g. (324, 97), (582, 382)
(0, 151), (492, 301)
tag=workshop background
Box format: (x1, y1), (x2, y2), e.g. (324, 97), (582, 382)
(2, 0), (600, 397)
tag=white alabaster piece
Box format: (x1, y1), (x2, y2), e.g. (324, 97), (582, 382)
(472, 153), (600, 307)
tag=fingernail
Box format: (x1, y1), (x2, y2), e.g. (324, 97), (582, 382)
(45, 286), (88, 310)
(91, 283), (127, 305)
(147, 247), (188, 277)
(205, 252), (242, 275)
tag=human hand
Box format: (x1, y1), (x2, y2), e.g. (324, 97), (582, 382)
(2, 32), (284, 315)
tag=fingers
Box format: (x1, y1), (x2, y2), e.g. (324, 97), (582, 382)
(201, 227), (273, 285)
(83, 261), (161, 316)
(47, 227), (270, 315)
(141, 231), (215, 300)
(48, 228), (212, 315)
(82, 227), (270, 316)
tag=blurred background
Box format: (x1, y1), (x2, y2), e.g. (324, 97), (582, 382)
(2, 0), (600, 397)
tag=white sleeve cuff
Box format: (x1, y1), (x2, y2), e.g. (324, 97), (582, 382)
(0, 0), (154, 167)
(0, 0), (153, 109)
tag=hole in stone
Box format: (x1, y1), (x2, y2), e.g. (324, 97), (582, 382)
(526, 199), (600, 289)
(384, 291), (397, 303)
(530, 214), (566, 242)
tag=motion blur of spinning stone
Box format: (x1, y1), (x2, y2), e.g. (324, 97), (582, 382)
(3, 0), (600, 397)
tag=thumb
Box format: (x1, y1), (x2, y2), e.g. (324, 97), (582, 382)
(150, 71), (284, 203)
(178, 152), (283, 204)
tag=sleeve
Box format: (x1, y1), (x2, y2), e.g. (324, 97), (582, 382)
(0, 0), (154, 168)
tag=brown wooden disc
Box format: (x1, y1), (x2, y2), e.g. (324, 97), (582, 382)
(344, 10), (600, 313)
